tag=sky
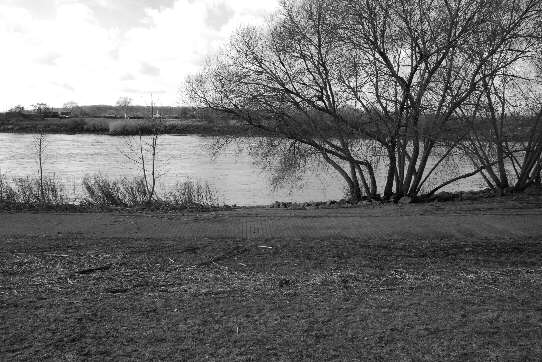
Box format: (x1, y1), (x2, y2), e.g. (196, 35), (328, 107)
(0, 0), (280, 109)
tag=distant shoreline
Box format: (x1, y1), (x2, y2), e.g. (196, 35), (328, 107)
(0, 115), (265, 137)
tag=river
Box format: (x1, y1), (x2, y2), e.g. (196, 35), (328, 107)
(0, 133), (486, 206)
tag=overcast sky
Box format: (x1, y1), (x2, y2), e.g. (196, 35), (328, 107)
(0, 0), (279, 109)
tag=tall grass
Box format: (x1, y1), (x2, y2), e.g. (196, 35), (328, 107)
(108, 120), (159, 135)
(82, 176), (149, 207)
(0, 173), (67, 208)
(82, 175), (221, 209)
(167, 179), (220, 208)
(0, 173), (222, 210)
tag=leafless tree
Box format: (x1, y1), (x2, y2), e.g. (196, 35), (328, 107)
(62, 101), (80, 117)
(33, 131), (47, 204)
(458, 45), (542, 193)
(186, 0), (542, 201)
(116, 97), (132, 119)
(31, 103), (50, 115)
(187, 0), (378, 202)
(8, 105), (24, 113)
(120, 96), (162, 204)
(338, 0), (541, 198)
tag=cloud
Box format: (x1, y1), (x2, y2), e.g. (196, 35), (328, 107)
(140, 62), (161, 77)
(120, 73), (135, 81)
(205, 2), (235, 30)
(0, 0), (280, 108)
(36, 52), (62, 66)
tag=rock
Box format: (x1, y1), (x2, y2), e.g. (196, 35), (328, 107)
(436, 191), (453, 202)
(278, 278), (291, 288)
(524, 185), (542, 195)
(399, 196), (413, 204)
(461, 192), (478, 201)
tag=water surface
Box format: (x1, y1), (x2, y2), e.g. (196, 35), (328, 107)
(0, 133), (485, 205)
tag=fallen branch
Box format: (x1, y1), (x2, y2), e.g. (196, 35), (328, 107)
(77, 264), (112, 275)
(44, 253), (69, 257)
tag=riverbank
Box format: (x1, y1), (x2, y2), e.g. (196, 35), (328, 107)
(1, 197), (542, 359)
(0, 115), (261, 136)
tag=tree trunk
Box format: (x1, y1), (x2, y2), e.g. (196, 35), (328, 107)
(383, 144), (396, 200)
(354, 163), (371, 199)
(349, 162), (362, 202)
(322, 153), (359, 202)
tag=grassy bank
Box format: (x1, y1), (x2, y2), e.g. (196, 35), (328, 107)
(0, 114), (262, 136)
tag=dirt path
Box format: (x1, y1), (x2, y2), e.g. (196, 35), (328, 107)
(1, 199), (541, 241)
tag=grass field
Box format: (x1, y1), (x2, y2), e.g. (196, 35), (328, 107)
(1, 199), (542, 360)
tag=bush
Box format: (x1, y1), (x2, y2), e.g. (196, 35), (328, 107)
(83, 118), (110, 132)
(0, 174), (17, 204)
(83, 175), (123, 207)
(108, 119), (160, 135)
(82, 176), (156, 208)
(82, 175), (221, 210)
(167, 179), (220, 208)
(0, 174), (67, 208)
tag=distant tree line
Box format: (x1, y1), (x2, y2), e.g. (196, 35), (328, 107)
(186, 0), (542, 201)
(5, 102), (229, 122)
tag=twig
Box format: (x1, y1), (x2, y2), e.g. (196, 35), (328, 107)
(44, 253), (69, 257)
(77, 264), (112, 275)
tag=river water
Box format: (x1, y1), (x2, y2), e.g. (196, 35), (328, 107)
(0, 133), (486, 206)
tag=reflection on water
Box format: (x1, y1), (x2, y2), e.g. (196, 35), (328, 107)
(0, 133), (485, 206)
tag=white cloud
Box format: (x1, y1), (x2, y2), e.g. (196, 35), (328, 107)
(0, 0), (280, 109)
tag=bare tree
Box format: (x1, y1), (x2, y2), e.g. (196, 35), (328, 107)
(120, 95), (163, 204)
(458, 53), (542, 193)
(186, 0), (542, 201)
(116, 97), (132, 119)
(33, 131), (47, 204)
(31, 103), (50, 115)
(8, 105), (24, 113)
(187, 0), (379, 202)
(338, 0), (541, 199)
(62, 101), (80, 117)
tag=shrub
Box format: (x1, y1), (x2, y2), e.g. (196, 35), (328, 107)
(0, 174), (17, 204)
(0, 174), (67, 208)
(108, 119), (160, 135)
(82, 175), (221, 210)
(82, 175), (127, 207)
(120, 177), (150, 206)
(83, 118), (110, 132)
(167, 179), (220, 208)
(82, 176), (153, 207)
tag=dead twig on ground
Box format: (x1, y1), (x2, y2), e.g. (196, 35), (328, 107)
(76, 264), (112, 275)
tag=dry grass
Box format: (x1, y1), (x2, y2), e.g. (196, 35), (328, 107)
(1, 234), (541, 360)
(0, 174), (67, 208)
(81, 175), (221, 210)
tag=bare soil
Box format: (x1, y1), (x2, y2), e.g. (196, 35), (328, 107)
(1, 196), (542, 360)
